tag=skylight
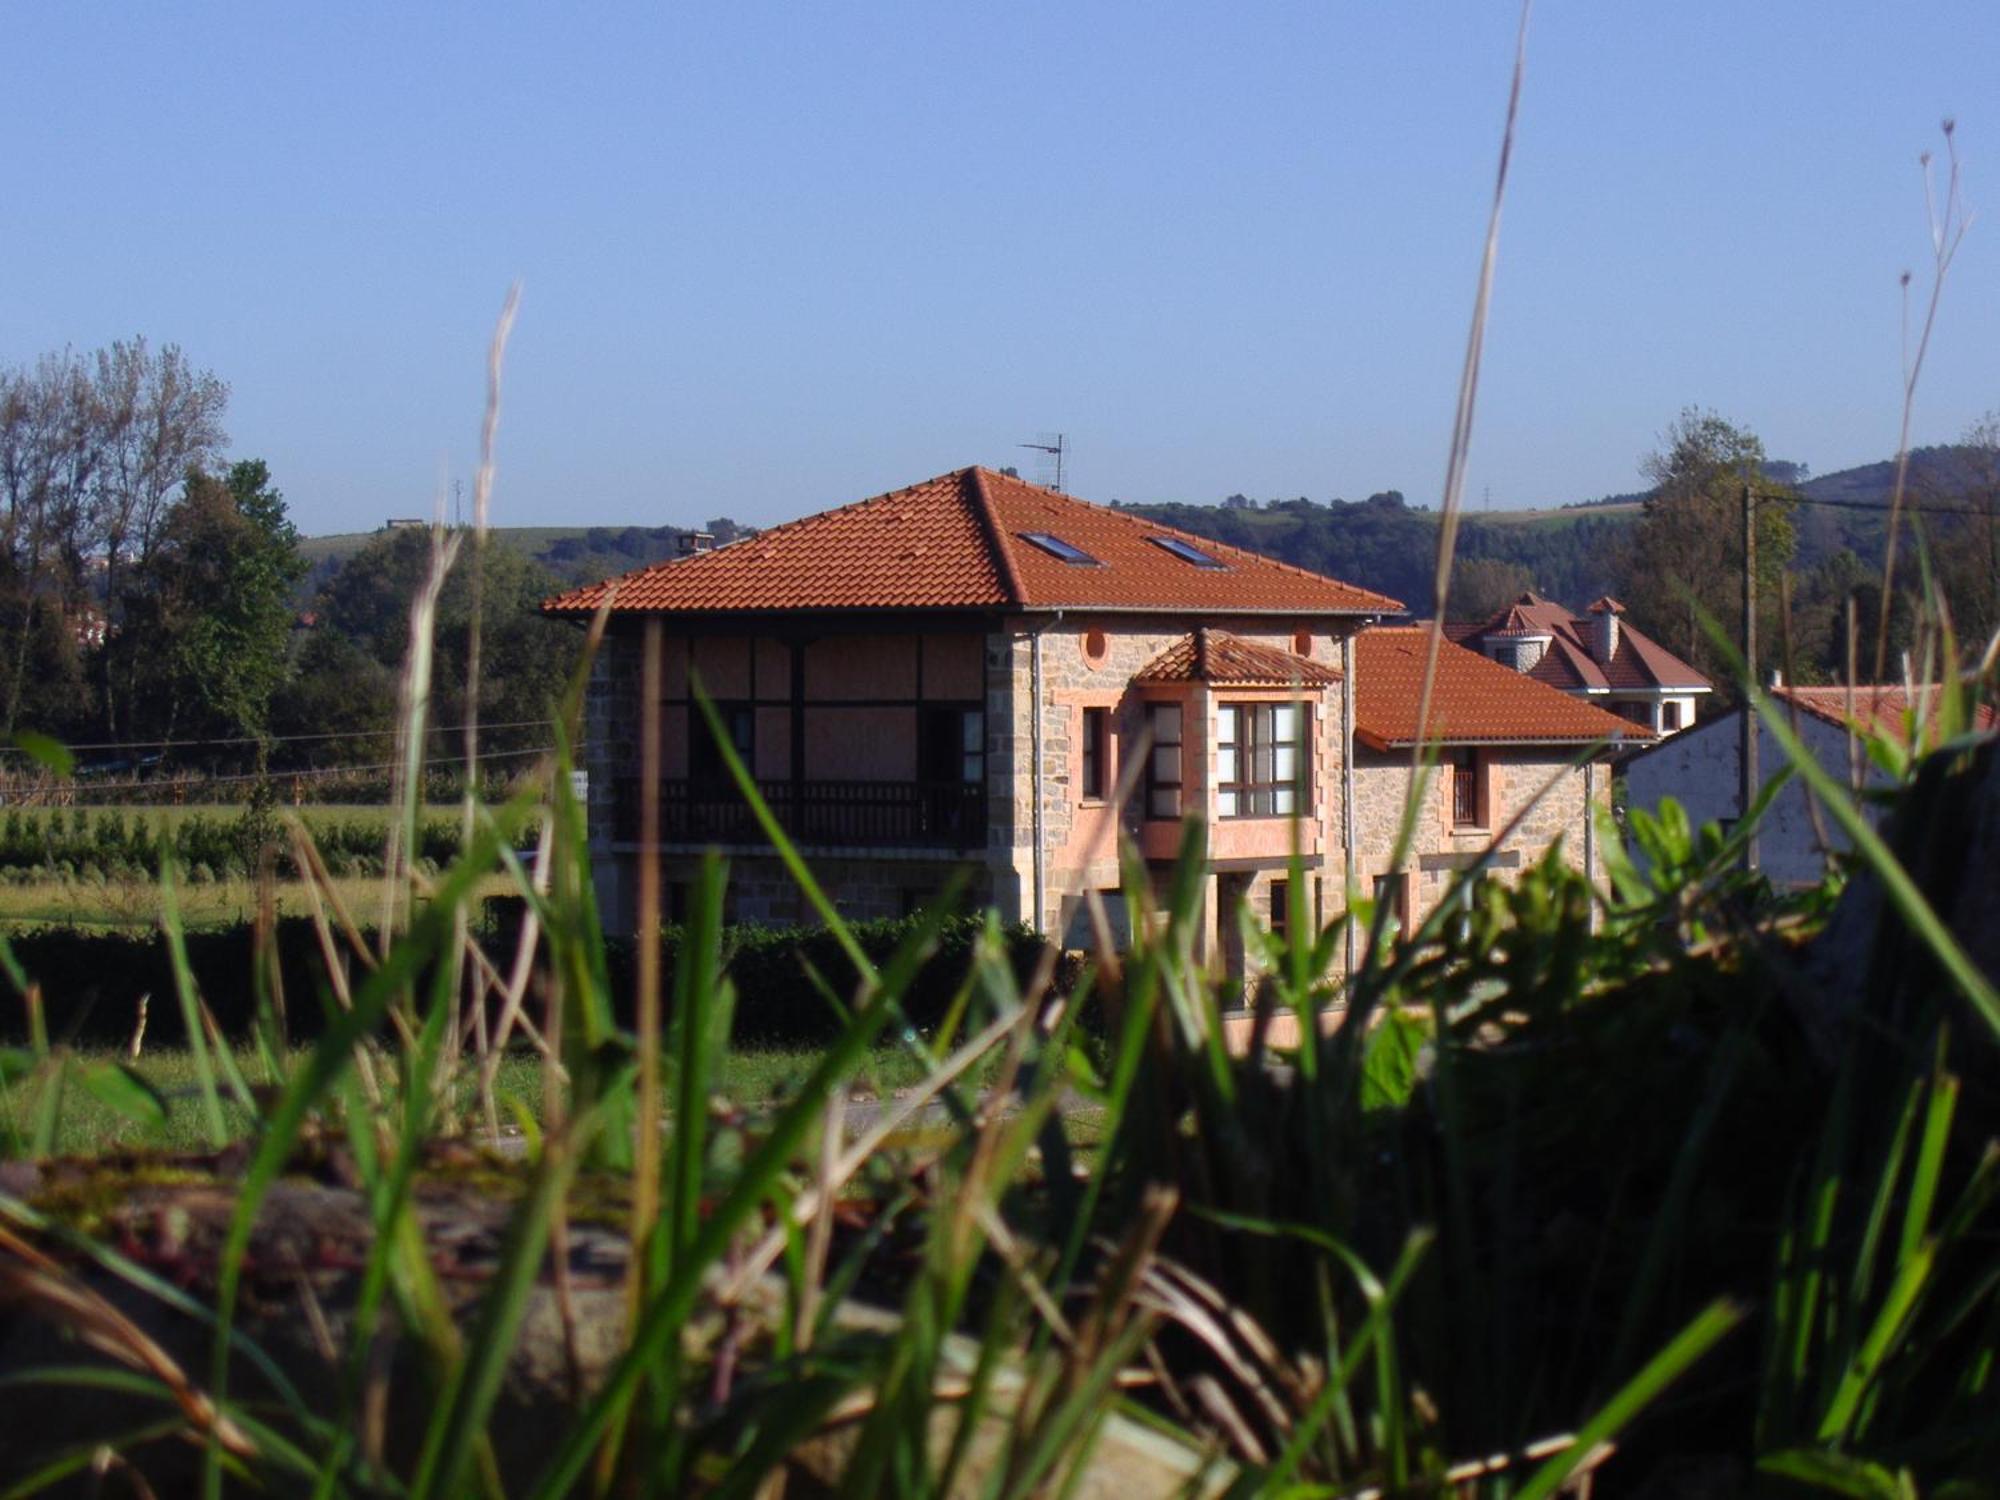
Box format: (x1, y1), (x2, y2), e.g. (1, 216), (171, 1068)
(1020, 532), (1102, 566)
(1150, 535), (1228, 570)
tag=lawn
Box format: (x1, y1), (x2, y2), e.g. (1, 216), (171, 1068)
(1, 1042), (1032, 1157)
(0, 871), (517, 932)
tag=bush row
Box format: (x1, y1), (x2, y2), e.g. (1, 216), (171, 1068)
(1, 905), (1068, 1049)
(0, 808), (464, 883)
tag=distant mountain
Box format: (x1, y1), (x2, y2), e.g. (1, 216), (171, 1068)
(297, 517), (757, 597)
(1113, 445), (1996, 616)
(1798, 445), (1989, 506)
(295, 445), (1995, 616)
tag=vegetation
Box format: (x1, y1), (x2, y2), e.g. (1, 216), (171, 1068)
(0, 614), (1991, 1491)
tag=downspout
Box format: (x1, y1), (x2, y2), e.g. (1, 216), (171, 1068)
(1029, 611), (1062, 934)
(1583, 758), (1596, 933)
(1342, 626), (1359, 975)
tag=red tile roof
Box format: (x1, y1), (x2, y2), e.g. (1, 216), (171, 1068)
(544, 467), (1404, 618)
(1773, 684), (2000, 744)
(1134, 628), (1343, 687)
(1354, 626), (1653, 750)
(1458, 592), (1710, 694)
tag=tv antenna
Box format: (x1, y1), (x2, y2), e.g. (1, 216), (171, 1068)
(1020, 433), (1066, 493)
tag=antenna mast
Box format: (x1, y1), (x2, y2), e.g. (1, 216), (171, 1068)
(1020, 433), (1066, 493)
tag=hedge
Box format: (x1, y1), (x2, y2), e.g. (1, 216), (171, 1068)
(0, 906), (1070, 1050)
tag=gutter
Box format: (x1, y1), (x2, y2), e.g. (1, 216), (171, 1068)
(1342, 629), (1358, 975)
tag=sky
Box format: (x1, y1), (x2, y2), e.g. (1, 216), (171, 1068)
(4, 2), (1997, 536)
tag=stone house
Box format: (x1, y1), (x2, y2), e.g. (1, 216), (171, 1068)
(1349, 626), (1641, 941)
(1621, 683), (1999, 888)
(545, 467), (1647, 974)
(1451, 591), (1710, 734)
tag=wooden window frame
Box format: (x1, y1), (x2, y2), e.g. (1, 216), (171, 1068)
(1080, 705), (1109, 802)
(1449, 748), (1487, 831)
(1144, 702), (1183, 820)
(1217, 700), (1310, 818)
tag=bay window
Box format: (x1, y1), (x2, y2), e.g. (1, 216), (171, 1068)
(1145, 702), (1182, 818)
(1217, 701), (1308, 817)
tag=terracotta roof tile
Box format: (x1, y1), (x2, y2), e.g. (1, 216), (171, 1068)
(1134, 628), (1342, 687)
(544, 467), (1403, 618)
(1773, 684), (2000, 744)
(1354, 626), (1652, 750)
(1462, 591), (1710, 694)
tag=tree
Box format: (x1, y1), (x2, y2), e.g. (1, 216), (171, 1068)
(114, 460), (305, 756)
(295, 527), (576, 769)
(1447, 558), (1536, 622)
(89, 339), (228, 734)
(1614, 409), (1796, 696)
(0, 340), (228, 739)
(1934, 409), (2000, 649)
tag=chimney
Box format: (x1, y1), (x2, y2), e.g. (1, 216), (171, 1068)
(677, 530), (715, 557)
(1587, 597), (1624, 665)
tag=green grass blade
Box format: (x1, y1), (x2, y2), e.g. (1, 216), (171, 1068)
(1817, 1238), (1939, 1443)
(1515, 1299), (1743, 1500)
(409, 1106), (594, 1500)
(159, 856), (228, 1148)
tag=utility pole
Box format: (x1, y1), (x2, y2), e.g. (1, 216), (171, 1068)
(1741, 483), (1759, 873)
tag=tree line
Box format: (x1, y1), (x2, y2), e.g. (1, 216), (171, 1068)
(1124, 408), (2000, 702)
(0, 340), (575, 785)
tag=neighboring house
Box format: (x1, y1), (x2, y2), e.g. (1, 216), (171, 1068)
(1350, 626), (1645, 940)
(1622, 682), (1999, 888)
(1452, 592), (1710, 734)
(545, 467), (1649, 974)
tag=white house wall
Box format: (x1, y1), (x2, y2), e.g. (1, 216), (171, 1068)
(1622, 709), (1879, 888)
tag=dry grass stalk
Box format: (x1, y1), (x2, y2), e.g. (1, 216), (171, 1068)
(1874, 122), (1970, 686)
(1407, 0), (1531, 820)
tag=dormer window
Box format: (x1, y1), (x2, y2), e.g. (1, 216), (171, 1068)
(1148, 536), (1228, 570)
(1020, 532), (1102, 566)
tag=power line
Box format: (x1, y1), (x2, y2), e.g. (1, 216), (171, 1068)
(1748, 490), (1996, 519)
(3, 745), (556, 800)
(0, 719), (555, 757)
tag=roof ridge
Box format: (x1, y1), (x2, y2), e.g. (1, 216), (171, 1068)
(546, 474), (949, 604)
(973, 467), (1403, 614)
(965, 466), (1027, 606)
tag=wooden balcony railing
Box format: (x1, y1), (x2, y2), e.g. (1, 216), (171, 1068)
(612, 778), (988, 852)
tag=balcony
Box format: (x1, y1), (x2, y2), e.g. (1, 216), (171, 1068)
(611, 778), (987, 853)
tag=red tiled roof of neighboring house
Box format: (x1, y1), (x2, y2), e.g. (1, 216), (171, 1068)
(543, 467), (1405, 618)
(1773, 684), (1999, 744)
(1134, 628), (1343, 687)
(1353, 626), (1653, 750)
(1456, 592), (1710, 694)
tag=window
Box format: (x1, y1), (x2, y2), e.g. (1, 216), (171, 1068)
(1080, 706), (1109, 800)
(1660, 699), (1683, 731)
(1217, 701), (1309, 817)
(691, 703), (754, 786)
(1020, 532), (1101, 566)
(1270, 879), (1289, 939)
(1373, 873), (1409, 940)
(1145, 702), (1182, 818)
(1148, 535), (1228, 569)
(921, 706), (985, 786)
(1617, 702), (1652, 727)
(1449, 749), (1483, 828)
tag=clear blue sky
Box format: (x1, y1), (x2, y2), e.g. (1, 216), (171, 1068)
(4, 3), (1996, 535)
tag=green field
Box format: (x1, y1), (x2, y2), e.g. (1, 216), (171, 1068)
(2, 1043), (1019, 1156)
(0, 870), (518, 931)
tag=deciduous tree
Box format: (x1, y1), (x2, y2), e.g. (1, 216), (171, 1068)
(1615, 408), (1796, 696)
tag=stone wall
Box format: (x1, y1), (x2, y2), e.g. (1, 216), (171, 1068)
(1350, 746), (1604, 927)
(989, 615), (1356, 945)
